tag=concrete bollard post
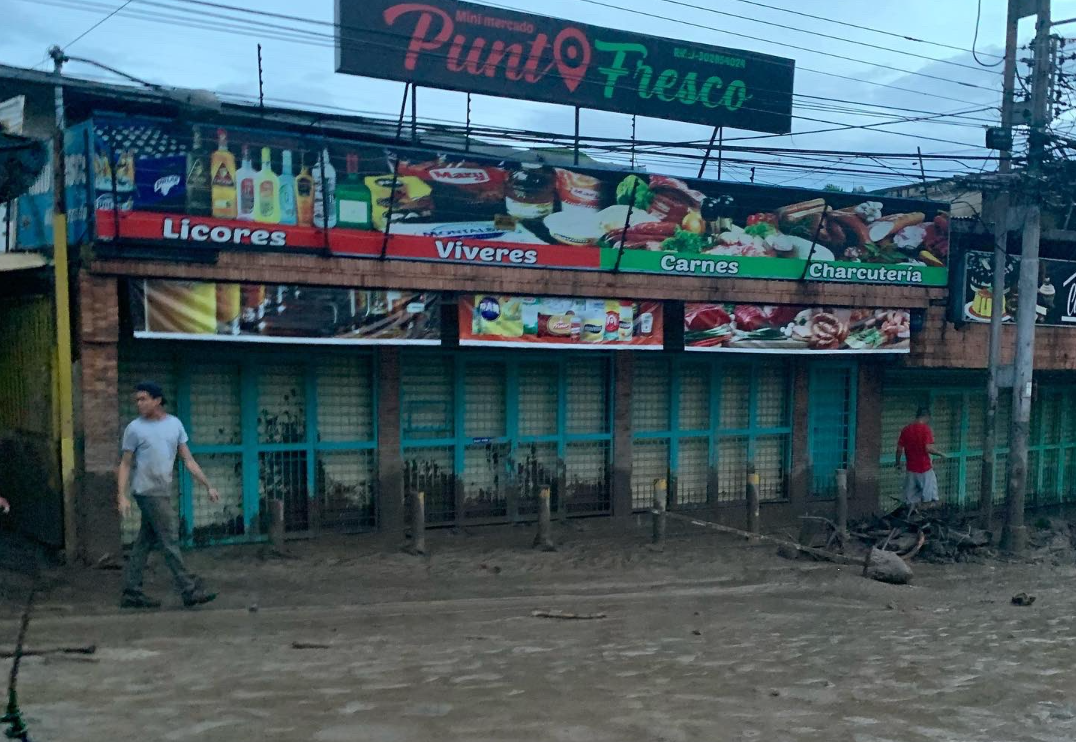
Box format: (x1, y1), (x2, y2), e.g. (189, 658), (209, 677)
(409, 490), (427, 555)
(746, 463), (760, 538)
(835, 469), (849, 540)
(268, 499), (285, 550)
(533, 486), (555, 551)
(651, 478), (667, 551)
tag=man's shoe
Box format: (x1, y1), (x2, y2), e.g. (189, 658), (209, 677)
(182, 589), (217, 608)
(120, 591), (162, 609)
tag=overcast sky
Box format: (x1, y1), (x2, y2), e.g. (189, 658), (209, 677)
(4, 0), (1073, 190)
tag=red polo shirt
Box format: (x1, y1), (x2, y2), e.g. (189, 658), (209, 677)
(898, 423), (934, 473)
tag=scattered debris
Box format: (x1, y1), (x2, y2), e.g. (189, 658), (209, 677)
(531, 610), (606, 620)
(1012, 592), (1037, 607)
(0, 645), (96, 659)
(93, 554), (122, 571)
(863, 548), (913, 585)
(291, 641), (332, 650)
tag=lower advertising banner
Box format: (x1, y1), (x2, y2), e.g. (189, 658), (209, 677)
(684, 303), (910, 354)
(130, 280), (440, 345)
(962, 250), (1076, 326)
(459, 295), (663, 349)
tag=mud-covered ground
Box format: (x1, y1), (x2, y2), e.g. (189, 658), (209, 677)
(2, 518), (1075, 742)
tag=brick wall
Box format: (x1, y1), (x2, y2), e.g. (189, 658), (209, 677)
(77, 273), (121, 561)
(908, 305), (1076, 370)
(90, 251), (944, 308)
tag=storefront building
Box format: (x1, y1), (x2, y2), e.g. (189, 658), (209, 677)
(6, 67), (1076, 560)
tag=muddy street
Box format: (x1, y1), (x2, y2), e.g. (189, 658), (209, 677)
(3, 523), (1076, 742)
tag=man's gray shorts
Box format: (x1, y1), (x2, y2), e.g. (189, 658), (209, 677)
(903, 469), (939, 505)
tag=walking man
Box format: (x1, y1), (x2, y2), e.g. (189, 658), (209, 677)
(895, 406), (945, 510)
(118, 381), (218, 609)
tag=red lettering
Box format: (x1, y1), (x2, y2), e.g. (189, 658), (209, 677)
(486, 41), (525, 79)
(384, 3), (454, 71)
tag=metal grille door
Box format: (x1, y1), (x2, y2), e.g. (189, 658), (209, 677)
(808, 364), (857, 499)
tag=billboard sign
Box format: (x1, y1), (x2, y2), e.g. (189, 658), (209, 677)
(961, 250), (1076, 327)
(460, 294), (662, 349)
(86, 115), (950, 286)
(335, 0), (794, 133)
(684, 303), (911, 354)
(130, 280), (441, 345)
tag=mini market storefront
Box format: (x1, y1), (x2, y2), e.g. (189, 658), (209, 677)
(17, 111), (950, 554)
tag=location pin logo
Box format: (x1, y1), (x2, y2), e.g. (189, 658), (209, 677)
(553, 28), (591, 94)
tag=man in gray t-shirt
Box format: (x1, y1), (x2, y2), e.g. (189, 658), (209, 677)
(118, 381), (220, 609)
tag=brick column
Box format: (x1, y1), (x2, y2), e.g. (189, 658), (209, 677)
(377, 347), (404, 536)
(788, 359), (811, 513)
(852, 362), (884, 519)
(77, 273), (121, 562)
(612, 352), (634, 518)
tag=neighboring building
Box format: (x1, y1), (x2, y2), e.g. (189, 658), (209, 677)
(3, 64), (1076, 561)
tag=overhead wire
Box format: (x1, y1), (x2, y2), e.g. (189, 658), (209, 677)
(724, 0), (1006, 62)
(133, 0), (1003, 109)
(19, 0), (1003, 137)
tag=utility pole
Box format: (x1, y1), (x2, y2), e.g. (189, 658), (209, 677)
(47, 45), (78, 562)
(981, 1), (1021, 531)
(1003, 0), (1053, 554)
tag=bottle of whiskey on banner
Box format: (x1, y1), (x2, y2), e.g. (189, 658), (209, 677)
(210, 128), (237, 219)
(255, 147), (281, 224)
(236, 145), (256, 222)
(312, 147), (337, 228)
(295, 152), (314, 227)
(185, 127), (211, 216)
(278, 149), (297, 225)
(336, 152), (372, 229)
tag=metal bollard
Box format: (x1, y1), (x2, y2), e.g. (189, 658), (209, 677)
(533, 486), (555, 551)
(409, 490), (427, 555)
(268, 499), (285, 550)
(746, 463), (760, 538)
(651, 478), (667, 551)
(835, 469), (849, 540)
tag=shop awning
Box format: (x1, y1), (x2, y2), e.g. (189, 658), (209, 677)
(0, 252), (47, 272)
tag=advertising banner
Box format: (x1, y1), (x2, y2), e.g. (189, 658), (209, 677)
(684, 303), (911, 354)
(14, 121), (92, 249)
(130, 280), (440, 345)
(335, 0), (795, 134)
(87, 115), (949, 286)
(459, 295), (662, 349)
(961, 250), (1076, 326)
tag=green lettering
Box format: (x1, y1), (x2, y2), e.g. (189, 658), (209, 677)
(636, 60), (655, 99)
(594, 40), (649, 100)
(654, 69), (679, 102)
(699, 75), (723, 108)
(676, 71), (699, 105)
(720, 80), (750, 111)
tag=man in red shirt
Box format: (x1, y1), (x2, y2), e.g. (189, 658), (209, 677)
(895, 407), (945, 508)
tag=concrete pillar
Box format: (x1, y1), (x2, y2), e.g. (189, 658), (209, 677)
(852, 363), (884, 519)
(612, 352), (634, 518)
(788, 359), (811, 513)
(77, 273), (121, 563)
(377, 346), (405, 534)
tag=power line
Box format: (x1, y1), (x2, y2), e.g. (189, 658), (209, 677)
(576, 0), (1000, 93)
(27, 0), (1002, 138)
(654, 0), (1002, 76)
(725, 0), (1006, 61)
(61, 0), (136, 52)
(135, 0), (1002, 109)
(972, 0), (1005, 68)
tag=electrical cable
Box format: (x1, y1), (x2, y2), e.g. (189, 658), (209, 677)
(972, 0), (1005, 68)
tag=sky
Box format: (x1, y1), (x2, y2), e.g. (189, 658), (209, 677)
(4, 0), (1074, 190)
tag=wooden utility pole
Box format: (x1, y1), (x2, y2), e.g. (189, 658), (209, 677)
(1003, 0), (1053, 554)
(47, 46), (78, 563)
(981, 1), (1021, 531)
